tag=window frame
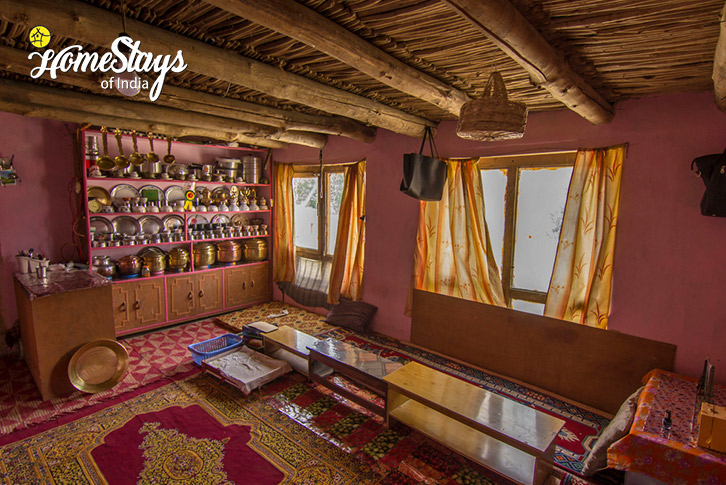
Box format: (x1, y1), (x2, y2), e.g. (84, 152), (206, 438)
(291, 164), (345, 263)
(477, 151), (576, 308)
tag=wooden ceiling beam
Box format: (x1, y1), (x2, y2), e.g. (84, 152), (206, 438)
(443, 0), (615, 125)
(0, 78), (305, 149)
(202, 0), (470, 116)
(0, 0), (432, 137)
(0, 45), (376, 143)
(713, 3), (726, 111)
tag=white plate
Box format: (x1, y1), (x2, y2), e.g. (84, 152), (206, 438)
(138, 185), (163, 204)
(211, 214), (231, 225)
(90, 216), (113, 234)
(110, 184), (140, 206)
(161, 214), (184, 231)
(188, 214), (209, 226)
(164, 185), (186, 204)
(112, 215), (142, 236)
(137, 215), (163, 234)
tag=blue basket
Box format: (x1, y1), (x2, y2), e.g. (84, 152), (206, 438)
(188, 334), (244, 365)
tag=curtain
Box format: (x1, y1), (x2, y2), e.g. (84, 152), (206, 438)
(409, 159), (506, 309)
(328, 160), (366, 305)
(544, 145), (626, 329)
(272, 162), (295, 283)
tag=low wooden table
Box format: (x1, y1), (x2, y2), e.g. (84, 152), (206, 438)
(262, 326), (319, 375)
(307, 338), (403, 416)
(384, 362), (564, 485)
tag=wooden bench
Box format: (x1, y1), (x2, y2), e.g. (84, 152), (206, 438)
(384, 362), (564, 485)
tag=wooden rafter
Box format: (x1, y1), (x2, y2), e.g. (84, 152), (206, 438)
(0, 45), (376, 143)
(713, 3), (726, 111)
(203, 0), (471, 116)
(0, 0), (432, 137)
(442, 0), (615, 125)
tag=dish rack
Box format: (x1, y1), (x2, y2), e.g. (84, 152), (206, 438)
(188, 334), (244, 365)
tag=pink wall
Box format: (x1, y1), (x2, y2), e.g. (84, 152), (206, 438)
(0, 113), (77, 328)
(274, 91), (726, 383)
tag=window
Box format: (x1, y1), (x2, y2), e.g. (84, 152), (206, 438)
(291, 165), (345, 290)
(478, 152), (575, 315)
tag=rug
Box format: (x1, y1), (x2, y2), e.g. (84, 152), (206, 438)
(216, 301), (340, 336)
(0, 371), (379, 484)
(0, 318), (229, 436)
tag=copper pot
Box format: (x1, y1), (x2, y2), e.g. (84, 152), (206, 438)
(116, 255), (142, 276)
(242, 238), (268, 262)
(216, 240), (242, 263)
(167, 247), (190, 271)
(193, 242), (217, 267)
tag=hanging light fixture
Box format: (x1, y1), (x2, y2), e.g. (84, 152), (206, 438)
(457, 71), (528, 141)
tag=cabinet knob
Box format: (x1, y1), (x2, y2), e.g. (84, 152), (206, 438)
(187, 291), (193, 300)
(198, 290), (204, 298)
(134, 300), (141, 310)
(251, 280), (254, 288)
(242, 282), (246, 290)
(119, 302), (126, 312)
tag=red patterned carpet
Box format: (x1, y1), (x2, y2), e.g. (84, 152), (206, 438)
(0, 318), (228, 435)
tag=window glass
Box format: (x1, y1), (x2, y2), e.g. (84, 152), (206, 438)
(512, 167), (572, 292)
(326, 172), (345, 254)
(292, 176), (319, 250)
(511, 299), (546, 316)
(480, 169), (507, 272)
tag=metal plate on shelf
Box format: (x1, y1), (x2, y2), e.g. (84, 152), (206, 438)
(161, 214), (184, 231)
(164, 185), (186, 204)
(138, 215), (163, 234)
(188, 214), (209, 227)
(211, 214), (231, 225)
(87, 186), (112, 206)
(90, 216), (113, 234)
(112, 215), (142, 236)
(138, 185), (163, 203)
(110, 184), (139, 206)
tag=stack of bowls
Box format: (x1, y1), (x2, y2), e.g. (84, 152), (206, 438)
(241, 156), (261, 184)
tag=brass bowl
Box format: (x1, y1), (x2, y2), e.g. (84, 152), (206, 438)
(167, 247), (190, 270)
(116, 255), (142, 276)
(242, 238), (268, 262)
(216, 240), (242, 263)
(193, 242), (217, 267)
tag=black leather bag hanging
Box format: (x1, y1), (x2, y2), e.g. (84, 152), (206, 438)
(400, 127), (447, 201)
(691, 148), (726, 217)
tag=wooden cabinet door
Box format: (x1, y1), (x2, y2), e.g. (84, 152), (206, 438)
(130, 279), (166, 327)
(248, 262), (270, 303)
(224, 266), (249, 308)
(167, 274), (196, 321)
(111, 281), (134, 332)
(196, 271), (223, 314)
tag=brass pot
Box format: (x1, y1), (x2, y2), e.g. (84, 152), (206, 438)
(139, 250), (167, 275)
(216, 240), (242, 263)
(167, 247), (190, 271)
(242, 238), (268, 262)
(193, 242), (217, 268)
(93, 255), (116, 278)
(116, 255), (142, 276)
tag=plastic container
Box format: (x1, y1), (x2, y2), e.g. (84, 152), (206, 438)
(188, 334), (244, 365)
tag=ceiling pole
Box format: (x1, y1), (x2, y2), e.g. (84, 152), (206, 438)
(0, 45), (376, 143)
(443, 0), (615, 125)
(203, 0), (471, 116)
(0, 0), (432, 137)
(712, 3), (726, 111)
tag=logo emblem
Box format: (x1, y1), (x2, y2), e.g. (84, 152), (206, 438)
(29, 26), (51, 48)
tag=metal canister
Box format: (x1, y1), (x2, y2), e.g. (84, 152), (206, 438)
(193, 242), (217, 268)
(241, 238), (268, 262)
(216, 240), (242, 263)
(167, 247), (190, 271)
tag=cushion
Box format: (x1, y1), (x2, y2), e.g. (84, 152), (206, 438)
(324, 299), (377, 332)
(582, 386), (644, 476)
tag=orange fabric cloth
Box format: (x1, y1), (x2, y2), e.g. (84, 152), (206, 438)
(608, 369), (726, 483)
(273, 162), (295, 282)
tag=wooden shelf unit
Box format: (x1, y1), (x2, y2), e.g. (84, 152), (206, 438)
(383, 362), (564, 485)
(82, 129), (274, 336)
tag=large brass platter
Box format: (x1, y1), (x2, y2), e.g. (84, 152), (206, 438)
(68, 340), (129, 393)
(87, 186), (112, 206)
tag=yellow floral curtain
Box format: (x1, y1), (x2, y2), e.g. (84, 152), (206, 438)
(544, 145), (626, 328)
(410, 159), (506, 308)
(272, 162), (295, 283)
(328, 160), (366, 305)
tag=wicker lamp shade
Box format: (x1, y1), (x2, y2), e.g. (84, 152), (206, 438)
(457, 71), (528, 141)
